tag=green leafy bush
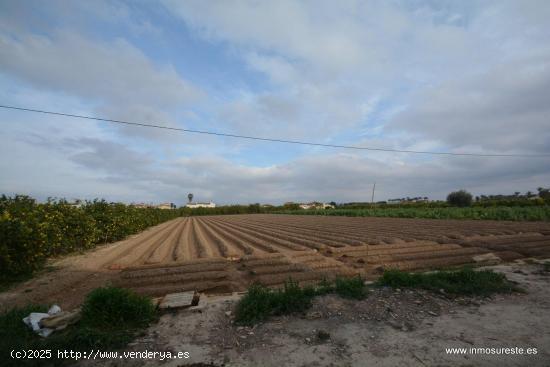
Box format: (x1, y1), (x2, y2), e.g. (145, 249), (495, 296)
(377, 267), (519, 296)
(81, 287), (156, 329)
(0, 195), (184, 282)
(447, 190), (473, 207)
(335, 276), (366, 299)
(235, 280), (316, 325)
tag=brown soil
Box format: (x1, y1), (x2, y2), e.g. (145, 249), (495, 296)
(1, 215), (550, 310)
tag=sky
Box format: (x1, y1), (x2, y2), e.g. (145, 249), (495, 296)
(0, 0), (549, 205)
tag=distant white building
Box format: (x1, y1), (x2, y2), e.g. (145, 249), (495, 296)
(157, 203), (175, 210)
(132, 202), (152, 209)
(299, 202), (334, 210)
(387, 199), (403, 204)
(186, 202), (216, 208)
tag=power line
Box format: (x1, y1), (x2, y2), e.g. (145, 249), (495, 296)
(1, 104), (549, 158)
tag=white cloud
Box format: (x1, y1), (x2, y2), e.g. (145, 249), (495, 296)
(2, 1), (550, 204)
(0, 32), (200, 107)
(388, 51), (550, 154)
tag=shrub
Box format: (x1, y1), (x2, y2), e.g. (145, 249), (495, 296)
(0, 195), (184, 283)
(447, 190), (473, 207)
(377, 267), (519, 296)
(80, 287), (156, 329)
(334, 276), (366, 299)
(234, 284), (274, 325)
(235, 280), (316, 325)
(270, 280), (316, 315)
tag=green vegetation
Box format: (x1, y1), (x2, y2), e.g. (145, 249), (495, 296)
(235, 277), (366, 325)
(80, 287), (156, 329)
(235, 281), (316, 325)
(334, 276), (367, 299)
(0, 195), (184, 283)
(377, 267), (520, 296)
(182, 203), (263, 216)
(447, 190), (473, 207)
(0, 287), (157, 367)
(276, 206), (550, 221)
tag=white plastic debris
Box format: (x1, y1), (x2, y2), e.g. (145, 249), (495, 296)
(22, 305), (62, 337)
(48, 305), (61, 315)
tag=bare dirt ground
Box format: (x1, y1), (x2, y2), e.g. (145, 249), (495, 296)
(1, 215), (550, 310)
(80, 260), (550, 367)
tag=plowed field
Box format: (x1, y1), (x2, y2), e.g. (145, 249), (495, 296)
(57, 214), (548, 298)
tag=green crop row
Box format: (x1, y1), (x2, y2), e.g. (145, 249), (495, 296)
(276, 206), (550, 221)
(0, 195), (184, 281)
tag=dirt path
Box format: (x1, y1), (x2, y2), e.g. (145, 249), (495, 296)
(81, 260), (550, 367)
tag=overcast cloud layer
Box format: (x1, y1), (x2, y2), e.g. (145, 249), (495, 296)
(1, 0), (549, 205)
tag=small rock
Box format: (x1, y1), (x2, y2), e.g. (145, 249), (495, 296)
(428, 311), (439, 317)
(225, 311), (232, 317)
(305, 337), (311, 343)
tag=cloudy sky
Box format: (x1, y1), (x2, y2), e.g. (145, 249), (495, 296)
(1, 0), (549, 205)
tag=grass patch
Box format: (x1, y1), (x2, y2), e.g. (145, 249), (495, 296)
(235, 276), (366, 325)
(335, 276), (367, 299)
(235, 280), (316, 325)
(0, 287), (157, 366)
(377, 267), (520, 296)
(81, 287), (156, 329)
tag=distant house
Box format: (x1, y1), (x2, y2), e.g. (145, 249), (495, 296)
(186, 202), (216, 208)
(387, 199), (402, 204)
(131, 202), (175, 209)
(131, 202), (152, 209)
(299, 202), (334, 210)
(157, 203), (176, 210)
(67, 200), (83, 208)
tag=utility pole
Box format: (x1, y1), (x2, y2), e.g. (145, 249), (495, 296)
(367, 181), (376, 271)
